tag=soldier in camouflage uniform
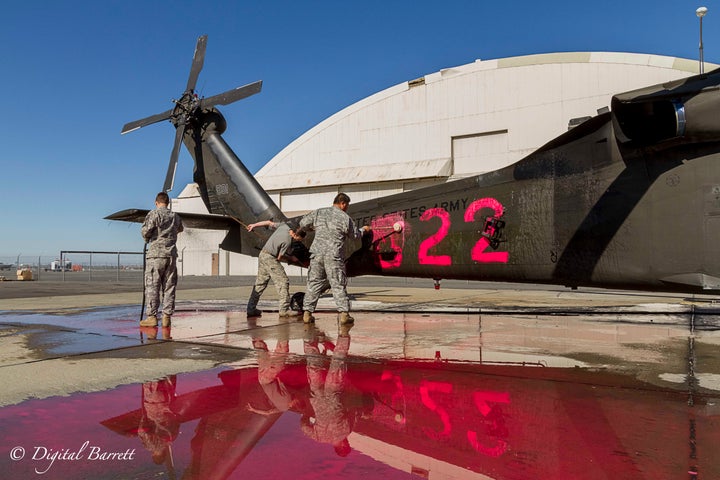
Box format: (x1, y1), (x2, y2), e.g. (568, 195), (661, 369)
(299, 193), (371, 325)
(140, 192), (184, 328)
(246, 220), (306, 317)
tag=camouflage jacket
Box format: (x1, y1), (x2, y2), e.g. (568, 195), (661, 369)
(299, 206), (362, 259)
(141, 207), (184, 258)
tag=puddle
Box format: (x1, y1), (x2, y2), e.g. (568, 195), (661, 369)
(0, 307), (142, 358)
(2, 336), (719, 478)
(2, 306), (720, 478)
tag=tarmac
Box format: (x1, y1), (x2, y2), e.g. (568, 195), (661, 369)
(1, 275), (720, 478)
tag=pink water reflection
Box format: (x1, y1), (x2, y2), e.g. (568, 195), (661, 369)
(2, 324), (719, 479)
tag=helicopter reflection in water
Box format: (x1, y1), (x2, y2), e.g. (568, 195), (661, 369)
(101, 324), (720, 480)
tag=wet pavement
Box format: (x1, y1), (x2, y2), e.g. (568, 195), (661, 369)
(1, 279), (720, 479)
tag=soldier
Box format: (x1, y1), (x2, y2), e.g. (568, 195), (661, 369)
(299, 193), (371, 325)
(246, 220), (307, 317)
(140, 192), (184, 327)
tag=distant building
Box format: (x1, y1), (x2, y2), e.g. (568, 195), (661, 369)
(174, 51), (713, 276)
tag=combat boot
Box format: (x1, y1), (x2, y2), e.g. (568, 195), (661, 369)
(303, 311), (315, 323)
(339, 323), (354, 336)
(162, 314), (172, 327)
(247, 309), (262, 317)
(279, 310), (299, 317)
(140, 315), (158, 327)
(338, 312), (354, 325)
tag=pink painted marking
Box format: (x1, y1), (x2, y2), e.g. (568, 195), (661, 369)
(418, 208), (452, 266)
(464, 198), (509, 263)
(371, 214), (406, 269)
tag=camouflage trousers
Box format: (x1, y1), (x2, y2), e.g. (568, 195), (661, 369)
(303, 253), (349, 313)
(248, 251), (290, 312)
(144, 256), (178, 317)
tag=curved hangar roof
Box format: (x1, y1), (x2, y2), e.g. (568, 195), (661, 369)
(256, 52), (710, 193)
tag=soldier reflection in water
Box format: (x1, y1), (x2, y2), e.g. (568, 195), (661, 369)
(137, 375), (179, 467)
(250, 326), (306, 415)
(250, 324), (372, 456)
(301, 324), (357, 457)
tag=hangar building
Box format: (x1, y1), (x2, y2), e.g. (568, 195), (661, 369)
(172, 51), (708, 277)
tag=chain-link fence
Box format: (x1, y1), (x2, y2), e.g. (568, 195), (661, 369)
(0, 251), (144, 283)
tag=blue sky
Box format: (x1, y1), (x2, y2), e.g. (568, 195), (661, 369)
(0, 0), (717, 257)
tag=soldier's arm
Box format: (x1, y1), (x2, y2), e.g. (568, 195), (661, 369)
(141, 211), (157, 242)
(346, 217), (368, 240)
(299, 211), (316, 230)
(278, 243), (298, 263)
(278, 252), (299, 263)
(247, 220), (277, 232)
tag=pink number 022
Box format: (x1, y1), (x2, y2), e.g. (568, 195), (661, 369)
(416, 197), (509, 266)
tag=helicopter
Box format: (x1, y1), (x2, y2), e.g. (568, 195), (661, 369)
(107, 35), (720, 294)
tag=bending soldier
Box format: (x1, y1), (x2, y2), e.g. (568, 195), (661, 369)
(246, 220), (307, 317)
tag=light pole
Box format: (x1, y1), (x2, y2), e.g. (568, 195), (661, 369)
(697, 6), (708, 74)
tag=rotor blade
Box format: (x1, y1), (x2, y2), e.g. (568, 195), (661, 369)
(121, 109), (174, 134)
(200, 80), (263, 108)
(163, 124), (185, 192)
(186, 35), (207, 92)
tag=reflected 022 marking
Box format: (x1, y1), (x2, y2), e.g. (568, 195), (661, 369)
(416, 197), (509, 266)
(384, 370), (511, 457)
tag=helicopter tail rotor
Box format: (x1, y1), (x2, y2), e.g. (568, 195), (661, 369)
(120, 34), (262, 192)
